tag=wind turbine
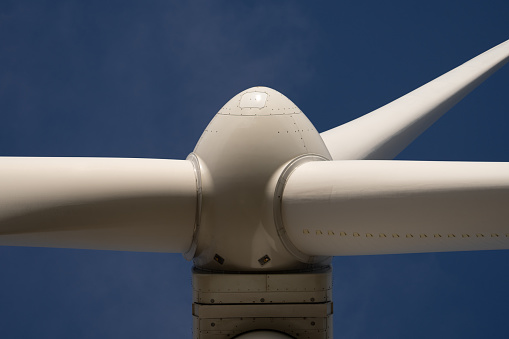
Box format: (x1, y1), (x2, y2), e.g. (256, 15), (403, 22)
(1, 38), (508, 339)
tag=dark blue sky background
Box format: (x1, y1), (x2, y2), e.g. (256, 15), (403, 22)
(1, 1), (509, 338)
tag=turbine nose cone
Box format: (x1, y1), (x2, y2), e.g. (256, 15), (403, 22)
(192, 86), (332, 271)
(218, 87), (302, 116)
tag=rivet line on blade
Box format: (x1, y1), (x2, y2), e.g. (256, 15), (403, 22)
(301, 230), (507, 239)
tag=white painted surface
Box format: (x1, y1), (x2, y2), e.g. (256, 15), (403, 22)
(192, 86), (331, 271)
(240, 91), (268, 108)
(282, 160), (509, 256)
(321, 39), (509, 160)
(0, 157), (196, 252)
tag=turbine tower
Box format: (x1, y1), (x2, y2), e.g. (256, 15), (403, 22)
(1, 39), (508, 338)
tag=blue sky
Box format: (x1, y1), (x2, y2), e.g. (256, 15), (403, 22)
(1, 1), (509, 338)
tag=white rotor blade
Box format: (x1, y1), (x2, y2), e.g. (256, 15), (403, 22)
(321, 39), (509, 160)
(0, 157), (197, 253)
(282, 160), (509, 257)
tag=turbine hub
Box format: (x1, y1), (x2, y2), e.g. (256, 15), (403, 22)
(190, 87), (331, 271)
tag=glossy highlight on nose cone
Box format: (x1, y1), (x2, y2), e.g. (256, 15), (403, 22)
(240, 91), (267, 108)
(217, 86), (304, 116)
